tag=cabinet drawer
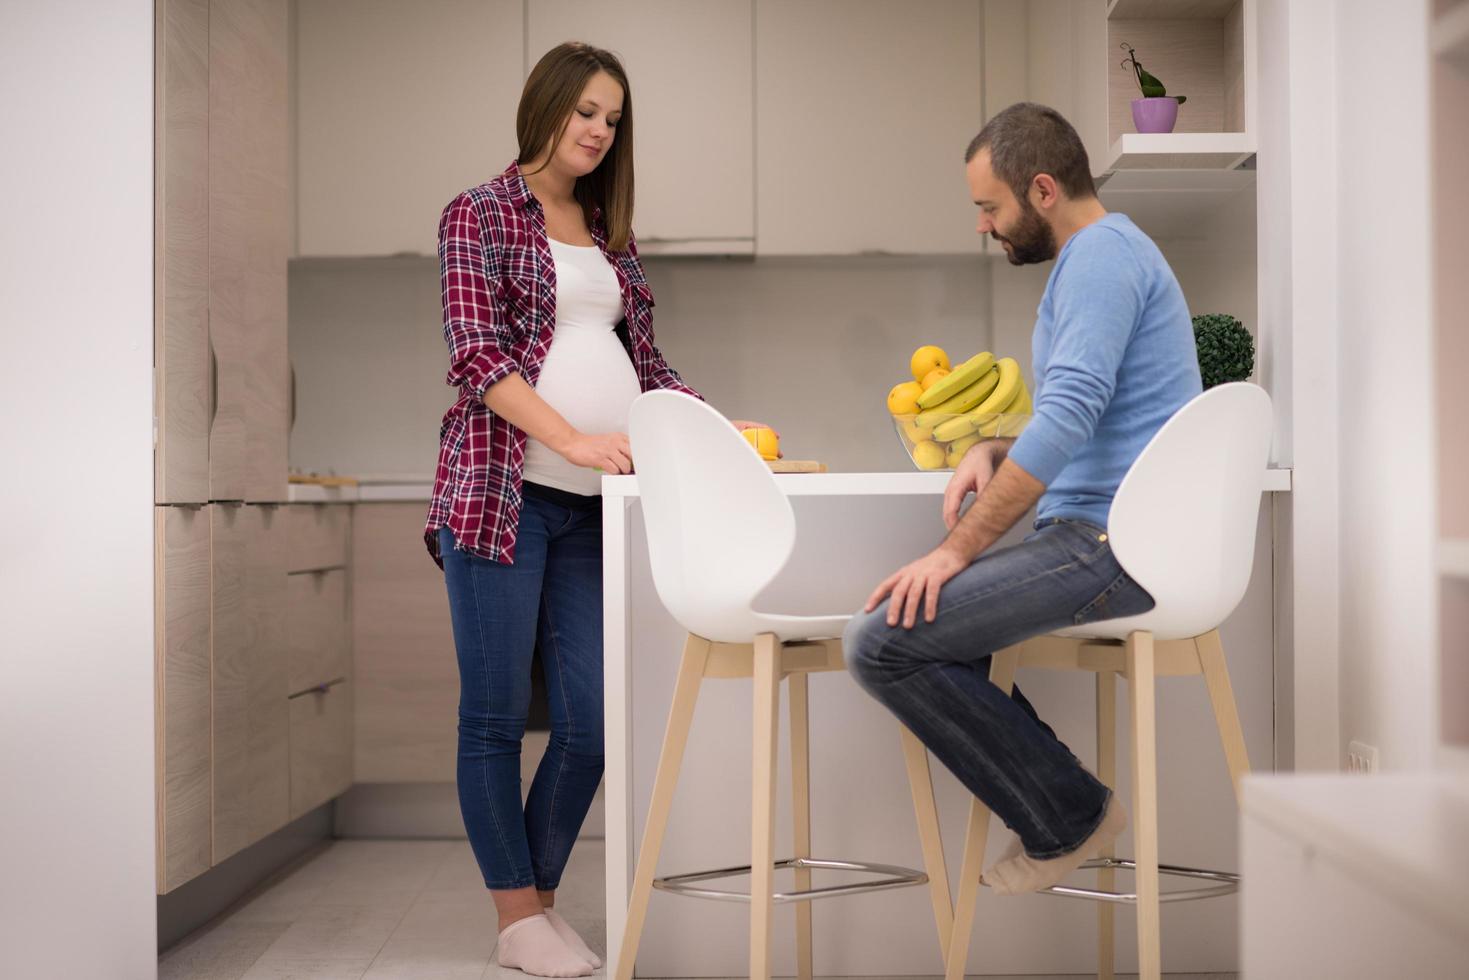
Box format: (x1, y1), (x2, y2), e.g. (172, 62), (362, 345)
(284, 503), (349, 572)
(287, 567), (349, 694)
(288, 680), (352, 821)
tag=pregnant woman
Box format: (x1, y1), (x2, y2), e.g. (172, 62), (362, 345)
(425, 41), (770, 978)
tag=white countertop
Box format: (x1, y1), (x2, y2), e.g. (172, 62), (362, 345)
(604, 466), (1293, 497)
(287, 467), (1292, 503)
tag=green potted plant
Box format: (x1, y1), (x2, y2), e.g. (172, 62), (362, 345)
(1121, 43), (1186, 134)
(1193, 314), (1255, 388)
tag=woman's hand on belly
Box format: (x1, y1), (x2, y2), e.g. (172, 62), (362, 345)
(557, 430), (633, 474)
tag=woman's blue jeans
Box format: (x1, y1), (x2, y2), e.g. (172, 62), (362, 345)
(438, 482), (605, 891)
(844, 517), (1155, 859)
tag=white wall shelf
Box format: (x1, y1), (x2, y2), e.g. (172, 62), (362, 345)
(1103, 131), (1255, 173)
(1442, 538), (1469, 579)
(1432, 2), (1469, 73)
(1108, 0), (1239, 18)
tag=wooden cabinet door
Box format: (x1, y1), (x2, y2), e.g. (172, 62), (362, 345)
(155, 505), (212, 892)
(352, 503), (459, 782)
(286, 568), (350, 695)
(295, 0), (523, 257)
(209, 0), (289, 502)
(155, 0), (211, 505)
(526, 0), (755, 249)
(754, 0), (984, 255)
(211, 502), (290, 864)
(289, 680), (353, 821)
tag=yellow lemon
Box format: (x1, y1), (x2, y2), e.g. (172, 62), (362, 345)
(886, 381), (924, 416)
(919, 367), (950, 391)
(912, 440), (947, 470)
(910, 345), (950, 383)
(741, 427), (780, 460)
(900, 417), (935, 444)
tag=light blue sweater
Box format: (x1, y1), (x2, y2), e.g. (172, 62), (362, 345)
(1006, 213), (1201, 530)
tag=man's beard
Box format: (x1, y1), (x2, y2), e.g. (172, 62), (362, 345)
(991, 199), (1057, 266)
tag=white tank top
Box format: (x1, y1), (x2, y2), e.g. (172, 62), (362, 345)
(521, 239), (643, 495)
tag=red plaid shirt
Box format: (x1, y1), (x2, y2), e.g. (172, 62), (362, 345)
(425, 161), (701, 567)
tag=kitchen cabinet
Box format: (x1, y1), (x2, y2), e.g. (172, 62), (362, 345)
(208, 0), (290, 503)
(526, 0), (755, 253)
(284, 504), (354, 819)
(753, 0), (984, 255)
(156, 0), (289, 505)
(294, 0), (524, 258)
(154, 505), (212, 892)
(210, 503), (291, 865)
(155, 0), (211, 504)
(351, 503), (459, 782)
(289, 681), (353, 821)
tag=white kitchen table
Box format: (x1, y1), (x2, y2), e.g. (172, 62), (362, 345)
(601, 468), (1289, 977)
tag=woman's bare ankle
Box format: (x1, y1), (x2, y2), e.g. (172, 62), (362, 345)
(492, 885), (545, 933)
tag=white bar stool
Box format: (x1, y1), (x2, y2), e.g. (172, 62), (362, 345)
(617, 391), (953, 980)
(937, 382), (1273, 980)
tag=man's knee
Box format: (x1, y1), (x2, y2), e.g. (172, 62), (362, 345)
(842, 607), (888, 686)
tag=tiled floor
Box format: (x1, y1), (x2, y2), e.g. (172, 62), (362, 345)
(159, 838), (1236, 979)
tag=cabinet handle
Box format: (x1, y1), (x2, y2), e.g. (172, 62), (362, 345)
(209, 342), (218, 430)
(289, 360), (296, 431)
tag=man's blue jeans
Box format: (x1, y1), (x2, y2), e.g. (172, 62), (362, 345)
(844, 517), (1154, 859)
(438, 482), (605, 891)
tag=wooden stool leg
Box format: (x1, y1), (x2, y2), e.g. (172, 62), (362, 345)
(945, 647), (1019, 980)
(1196, 629), (1251, 804)
(616, 635), (711, 980)
(789, 669), (813, 980)
(1127, 631), (1161, 980)
(750, 633), (782, 980)
(899, 724), (952, 965)
(1096, 669), (1118, 980)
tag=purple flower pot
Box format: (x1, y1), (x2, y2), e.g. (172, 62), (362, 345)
(1131, 97), (1180, 134)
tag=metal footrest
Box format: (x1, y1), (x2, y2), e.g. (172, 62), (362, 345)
(653, 857), (928, 905)
(981, 857), (1238, 905)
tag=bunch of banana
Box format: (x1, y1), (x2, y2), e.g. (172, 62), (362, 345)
(932, 357), (1028, 442)
(885, 345), (1034, 470)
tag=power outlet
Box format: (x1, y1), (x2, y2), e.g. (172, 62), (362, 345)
(1347, 740), (1379, 773)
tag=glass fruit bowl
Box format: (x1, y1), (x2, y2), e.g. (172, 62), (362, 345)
(892, 413), (1033, 471)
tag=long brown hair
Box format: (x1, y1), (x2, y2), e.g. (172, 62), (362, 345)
(517, 42), (635, 252)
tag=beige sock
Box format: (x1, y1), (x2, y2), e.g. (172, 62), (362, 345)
(984, 795), (1127, 896)
(496, 913), (594, 978)
(544, 907), (601, 969)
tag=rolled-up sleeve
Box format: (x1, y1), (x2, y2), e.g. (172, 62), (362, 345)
(440, 194), (518, 397)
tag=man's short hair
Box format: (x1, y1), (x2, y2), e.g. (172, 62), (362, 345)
(965, 102), (1097, 203)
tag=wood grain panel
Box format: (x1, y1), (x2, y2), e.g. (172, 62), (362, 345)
(352, 504), (459, 782)
(287, 568), (349, 694)
(156, 0), (211, 504)
(289, 681), (354, 820)
(209, 0), (289, 503)
(212, 503), (290, 863)
(155, 505), (212, 893)
(283, 503), (350, 572)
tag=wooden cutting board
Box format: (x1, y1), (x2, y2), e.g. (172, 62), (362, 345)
(766, 460), (827, 473)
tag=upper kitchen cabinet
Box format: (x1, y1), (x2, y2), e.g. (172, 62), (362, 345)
(754, 0), (983, 255)
(527, 1), (755, 255)
(294, 0), (524, 258)
(210, 0), (290, 503)
(155, 0), (290, 504)
(156, 0), (211, 504)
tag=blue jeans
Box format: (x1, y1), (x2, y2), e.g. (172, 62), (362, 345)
(438, 482), (605, 891)
(844, 517), (1154, 859)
